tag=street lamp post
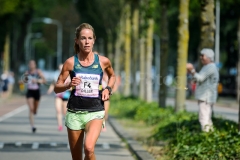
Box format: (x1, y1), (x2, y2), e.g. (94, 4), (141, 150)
(153, 34), (160, 94)
(26, 33), (42, 60)
(25, 33), (42, 62)
(215, 0), (220, 65)
(25, 17), (62, 66)
(31, 38), (44, 60)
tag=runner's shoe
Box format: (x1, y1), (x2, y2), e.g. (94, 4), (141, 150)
(58, 126), (63, 131)
(101, 127), (107, 132)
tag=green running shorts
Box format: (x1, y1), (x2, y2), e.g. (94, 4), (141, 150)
(65, 110), (105, 130)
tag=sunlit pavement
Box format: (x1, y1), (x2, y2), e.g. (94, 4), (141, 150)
(153, 91), (238, 122)
(166, 98), (238, 122)
(0, 96), (135, 160)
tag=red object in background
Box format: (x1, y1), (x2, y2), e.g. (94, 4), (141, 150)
(191, 82), (196, 92)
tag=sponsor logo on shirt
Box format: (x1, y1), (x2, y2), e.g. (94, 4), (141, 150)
(92, 65), (98, 68)
(80, 75), (99, 81)
(75, 64), (81, 69)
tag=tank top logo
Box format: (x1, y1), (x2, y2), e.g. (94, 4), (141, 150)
(92, 65), (98, 68)
(75, 64), (82, 69)
(75, 73), (100, 97)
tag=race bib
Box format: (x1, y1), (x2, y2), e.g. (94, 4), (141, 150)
(27, 75), (39, 90)
(75, 73), (100, 97)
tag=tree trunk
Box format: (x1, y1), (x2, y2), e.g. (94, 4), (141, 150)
(139, 38), (146, 99)
(237, 18), (240, 131)
(175, 0), (189, 112)
(123, 3), (131, 96)
(159, 2), (169, 108)
(3, 34), (10, 72)
(200, 0), (215, 49)
(114, 13), (125, 94)
(131, 2), (139, 97)
(114, 37), (121, 94)
(114, 30), (122, 79)
(107, 29), (113, 62)
(139, 0), (147, 100)
(145, 18), (154, 102)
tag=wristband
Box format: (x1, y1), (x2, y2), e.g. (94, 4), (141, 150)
(104, 86), (112, 95)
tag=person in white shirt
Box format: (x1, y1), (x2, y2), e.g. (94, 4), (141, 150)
(187, 48), (219, 132)
(7, 71), (15, 97)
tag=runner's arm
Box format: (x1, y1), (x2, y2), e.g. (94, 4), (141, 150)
(104, 62), (115, 90)
(100, 56), (116, 100)
(37, 69), (46, 84)
(54, 57), (81, 93)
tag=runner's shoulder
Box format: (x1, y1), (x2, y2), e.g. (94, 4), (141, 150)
(98, 55), (110, 65)
(64, 56), (75, 71)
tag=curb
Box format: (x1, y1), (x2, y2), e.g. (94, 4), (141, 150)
(108, 117), (155, 160)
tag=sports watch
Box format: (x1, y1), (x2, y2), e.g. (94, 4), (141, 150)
(104, 86), (112, 95)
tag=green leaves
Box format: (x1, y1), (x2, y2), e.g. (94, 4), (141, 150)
(109, 95), (240, 159)
(0, 0), (20, 16)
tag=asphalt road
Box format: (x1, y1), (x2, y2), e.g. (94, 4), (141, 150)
(0, 96), (135, 160)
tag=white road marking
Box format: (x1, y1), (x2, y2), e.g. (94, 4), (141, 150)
(0, 105), (27, 122)
(50, 142), (57, 147)
(0, 97), (48, 123)
(102, 142), (110, 149)
(15, 142), (22, 147)
(32, 142), (39, 149)
(0, 142), (4, 149)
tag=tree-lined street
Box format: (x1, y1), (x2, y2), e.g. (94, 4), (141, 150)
(1, 0), (240, 159)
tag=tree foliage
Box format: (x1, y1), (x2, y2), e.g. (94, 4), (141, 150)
(0, 0), (71, 72)
(1, 0), (240, 95)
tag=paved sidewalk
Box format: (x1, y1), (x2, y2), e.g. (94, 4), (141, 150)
(166, 98), (238, 122)
(187, 97), (239, 109)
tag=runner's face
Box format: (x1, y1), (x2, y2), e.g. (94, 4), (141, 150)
(77, 29), (95, 53)
(28, 60), (36, 70)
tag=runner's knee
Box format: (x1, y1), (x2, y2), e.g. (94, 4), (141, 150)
(84, 145), (95, 157)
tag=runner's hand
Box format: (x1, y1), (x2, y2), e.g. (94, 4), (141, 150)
(70, 76), (81, 87)
(102, 89), (110, 101)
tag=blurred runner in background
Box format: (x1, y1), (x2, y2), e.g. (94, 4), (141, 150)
(24, 60), (46, 133)
(47, 64), (71, 131)
(7, 71), (15, 97)
(1, 71), (9, 98)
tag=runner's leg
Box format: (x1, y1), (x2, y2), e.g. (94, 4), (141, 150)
(102, 100), (110, 132)
(26, 97), (35, 128)
(67, 128), (84, 160)
(84, 119), (103, 160)
(33, 100), (39, 114)
(62, 101), (68, 115)
(55, 97), (63, 129)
